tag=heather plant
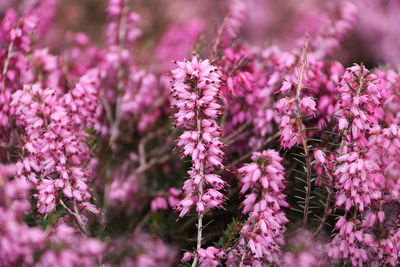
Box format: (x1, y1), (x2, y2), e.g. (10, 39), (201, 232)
(0, 0), (400, 266)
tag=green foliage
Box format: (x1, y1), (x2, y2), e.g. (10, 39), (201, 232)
(217, 217), (243, 251)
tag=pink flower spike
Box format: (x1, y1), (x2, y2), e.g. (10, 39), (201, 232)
(170, 55), (225, 217)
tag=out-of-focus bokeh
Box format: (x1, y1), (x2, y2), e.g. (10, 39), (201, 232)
(3, 0), (400, 68)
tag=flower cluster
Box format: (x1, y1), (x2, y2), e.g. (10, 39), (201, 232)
(0, 9), (37, 132)
(171, 55), (225, 217)
(328, 65), (396, 266)
(182, 246), (226, 267)
(0, 164), (46, 266)
(106, 0), (141, 47)
(332, 65), (384, 213)
(218, 45), (260, 133)
(121, 70), (160, 132)
(38, 223), (104, 267)
(229, 150), (288, 266)
(108, 231), (177, 266)
(283, 231), (327, 267)
(370, 124), (400, 198)
(307, 2), (357, 60)
(0, 164), (104, 266)
(11, 84), (95, 214)
(65, 69), (101, 130)
(329, 216), (374, 266)
(334, 151), (383, 212)
(374, 214), (400, 266)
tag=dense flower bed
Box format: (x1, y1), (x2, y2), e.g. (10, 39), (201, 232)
(0, 0), (399, 266)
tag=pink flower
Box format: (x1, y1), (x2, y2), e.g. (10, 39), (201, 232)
(338, 117), (348, 130)
(182, 252), (193, 262)
(314, 149), (326, 164)
(11, 83), (97, 215)
(283, 231), (327, 267)
(275, 97), (291, 113)
(197, 246), (225, 267)
(38, 223), (104, 267)
(300, 96), (317, 113)
(0, 164), (46, 266)
(151, 196), (168, 211)
(280, 81), (292, 93)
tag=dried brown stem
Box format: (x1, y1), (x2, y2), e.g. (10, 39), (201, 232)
(59, 198), (89, 236)
(222, 120), (252, 145)
(294, 37), (312, 229)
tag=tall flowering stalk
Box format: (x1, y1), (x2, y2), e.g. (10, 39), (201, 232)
(275, 38), (315, 228)
(105, 0), (142, 150)
(293, 39), (314, 229)
(212, 0), (247, 56)
(170, 55), (225, 265)
(0, 9), (37, 134)
(306, 2), (357, 60)
(329, 64), (386, 266)
(333, 64), (384, 212)
(228, 150), (288, 266)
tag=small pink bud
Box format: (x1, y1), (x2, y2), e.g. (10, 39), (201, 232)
(314, 149), (326, 164)
(377, 210), (385, 223)
(280, 81), (292, 93)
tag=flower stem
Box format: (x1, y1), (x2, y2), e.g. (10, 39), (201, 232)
(1, 41), (13, 92)
(295, 37), (312, 229)
(191, 167), (204, 267)
(192, 80), (205, 267)
(59, 198), (89, 236)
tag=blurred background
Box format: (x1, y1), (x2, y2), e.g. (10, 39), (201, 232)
(3, 0), (400, 69)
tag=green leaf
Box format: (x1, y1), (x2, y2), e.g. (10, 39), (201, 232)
(292, 169), (305, 175)
(293, 157), (306, 165)
(309, 138), (323, 143)
(291, 207), (304, 213)
(346, 81), (356, 92)
(294, 195), (306, 200)
(352, 72), (360, 85)
(36, 91), (42, 103)
(305, 127), (320, 131)
(294, 176), (307, 183)
(291, 152), (306, 158)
